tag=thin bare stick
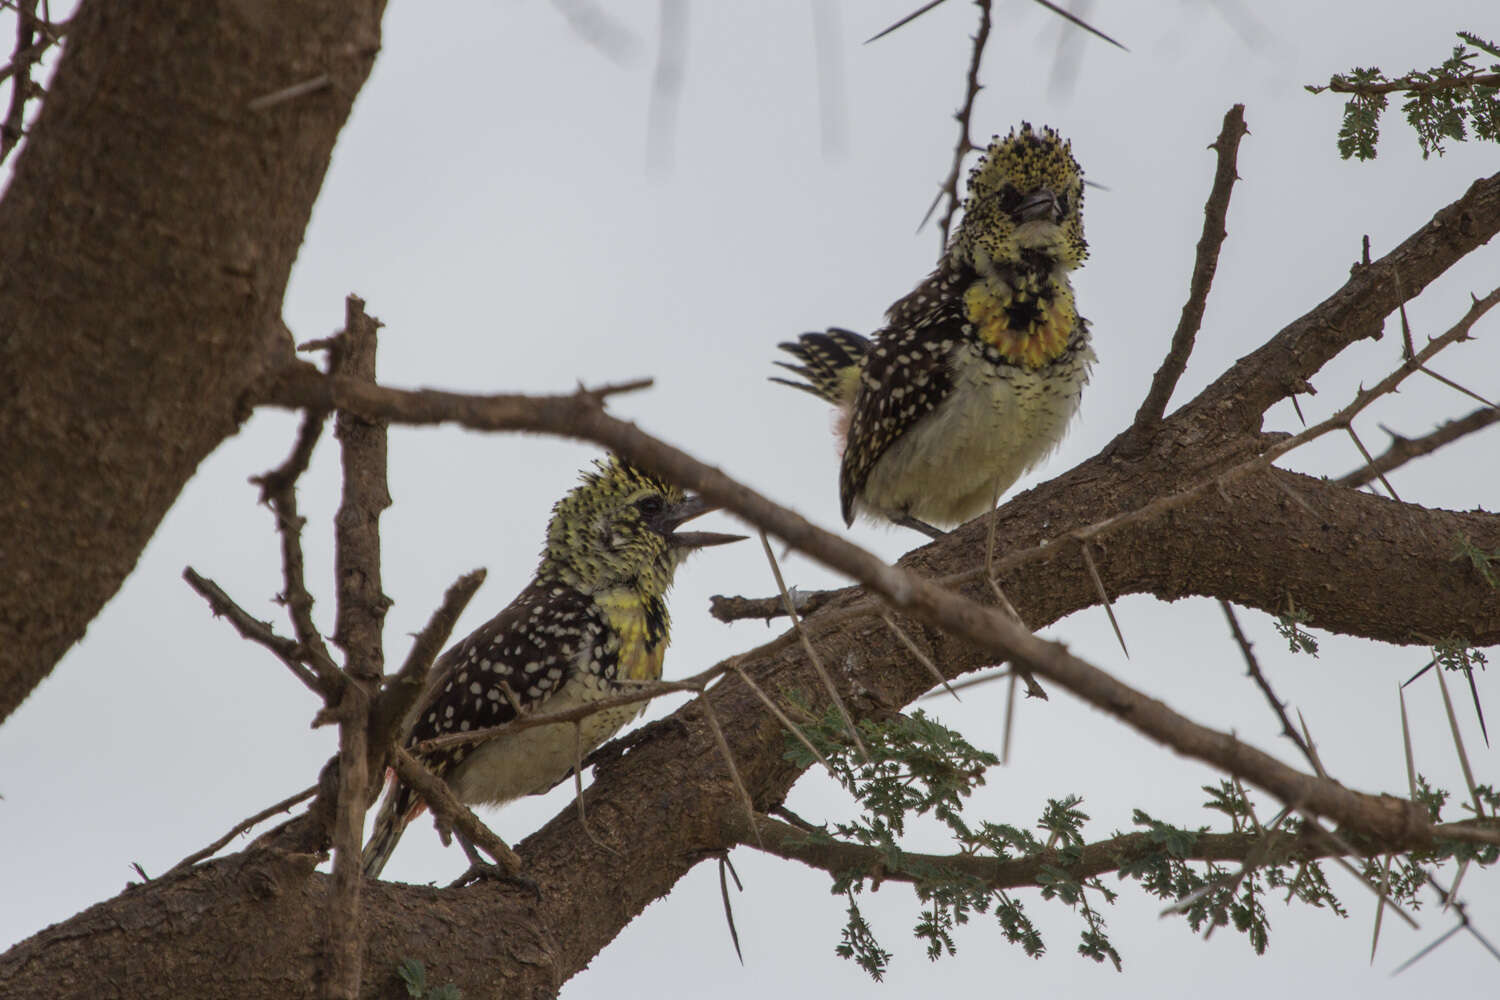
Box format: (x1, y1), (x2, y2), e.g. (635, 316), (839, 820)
(1130, 104), (1248, 435)
(864, 0), (947, 43)
(1399, 686), (1419, 804)
(1391, 921), (1466, 975)
(881, 612), (959, 701)
(731, 664), (841, 782)
(1337, 407), (1500, 488)
(1293, 808), (1418, 929)
(986, 479), (1046, 699)
(1295, 710), (1329, 779)
(1344, 424), (1400, 500)
(758, 530), (869, 762)
(709, 589), (834, 624)
(571, 722), (612, 852)
(163, 784), (318, 877)
(252, 406), (342, 694)
(1371, 852), (1394, 963)
(1220, 601), (1317, 769)
(1001, 670), (1020, 766)
(183, 568), (325, 696)
(1432, 662), (1483, 817)
(928, 0), (990, 250)
(391, 747), (521, 873)
(263, 330), (1475, 844)
(369, 568), (486, 760)
(1081, 544), (1128, 657)
(1417, 361), (1498, 409)
(717, 853), (745, 963)
(702, 700), (761, 849)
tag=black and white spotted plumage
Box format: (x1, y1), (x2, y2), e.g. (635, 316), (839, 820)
(774, 124), (1093, 532)
(361, 456), (739, 878)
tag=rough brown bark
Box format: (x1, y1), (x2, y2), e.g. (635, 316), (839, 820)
(0, 0), (386, 724)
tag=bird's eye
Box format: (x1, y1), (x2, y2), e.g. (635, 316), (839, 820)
(635, 495), (666, 518)
(996, 184), (1022, 214)
(1055, 194), (1069, 217)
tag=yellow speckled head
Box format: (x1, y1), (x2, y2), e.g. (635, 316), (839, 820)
(950, 122), (1087, 273)
(541, 456), (690, 596)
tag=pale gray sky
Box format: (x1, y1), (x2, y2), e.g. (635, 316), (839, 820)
(3, 1), (1498, 997)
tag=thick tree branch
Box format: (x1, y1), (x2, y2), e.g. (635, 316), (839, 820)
(1182, 169), (1500, 436)
(0, 0), (388, 724)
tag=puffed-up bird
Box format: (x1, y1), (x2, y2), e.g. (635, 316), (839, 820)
(774, 123), (1092, 537)
(362, 455), (742, 877)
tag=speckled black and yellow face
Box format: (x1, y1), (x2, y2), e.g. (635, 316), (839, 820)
(541, 456), (683, 594)
(951, 122), (1087, 273)
(541, 456), (740, 595)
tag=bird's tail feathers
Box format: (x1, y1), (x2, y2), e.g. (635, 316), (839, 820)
(771, 327), (870, 407)
(361, 778), (422, 878)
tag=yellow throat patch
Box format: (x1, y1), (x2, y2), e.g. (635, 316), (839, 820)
(963, 280), (1076, 370)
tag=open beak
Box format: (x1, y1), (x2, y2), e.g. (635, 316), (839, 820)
(1016, 188), (1061, 223)
(663, 494), (747, 550)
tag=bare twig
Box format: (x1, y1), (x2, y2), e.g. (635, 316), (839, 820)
(1295, 710), (1329, 780)
(369, 568), (487, 763)
(1336, 407), (1500, 488)
(881, 612), (960, 701)
(925, 0), (990, 250)
(731, 664), (841, 782)
(183, 568), (325, 697)
(1081, 543), (1128, 657)
(758, 531), (869, 761)
(709, 588), (835, 624)
(1399, 686), (1419, 804)
(1344, 424), (1400, 500)
(1220, 601), (1317, 770)
(252, 407), (342, 696)
(865, 0), (947, 44)
(702, 700), (761, 849)
(1432, 661), (1483, 818)
(329, 296), (390, 683)
(163, 784), (318, 878)
(0, 0), (42, 165)
(717, 852), (745, 963)
(1030, 0), (1126, 51)
(1129, 104), (1247, 437)
(392, 747), (522, 873)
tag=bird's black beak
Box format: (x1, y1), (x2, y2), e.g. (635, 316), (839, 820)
(662, 494), (746, 550)
(1016, 188), (1061, 223)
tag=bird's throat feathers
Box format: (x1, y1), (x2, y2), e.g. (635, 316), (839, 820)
(962, 274), (1077, 370)
(595, 588), (670, 681)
